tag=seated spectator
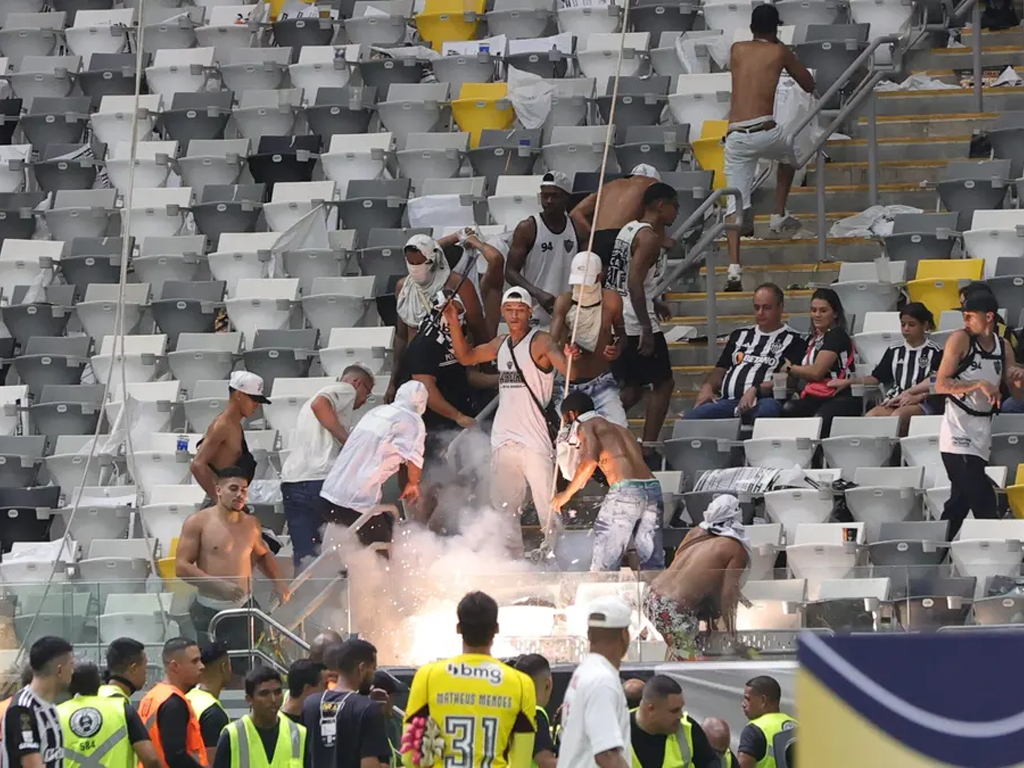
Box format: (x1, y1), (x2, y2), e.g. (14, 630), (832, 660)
(779, 288), (859, 435)
(828, 302), (943, 434)
(687, 283), (806, 420)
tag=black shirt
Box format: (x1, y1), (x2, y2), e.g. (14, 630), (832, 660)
(123, 702), (150, 744)
(283, 711), (304, 725)
(212, 718), (313, 768)
(629, 712), (720, 768)
(398, 318), (474, 432)
(872, 341), (942, 400)
(1, 687), (63, 768)
(199, 704), (230, 749)
(738, 722), (768, 761)
(157, 696), (205, 768)
(718, 325), (807, 399)
(535, 710), (555, 757)
(302, 689), (392, 768)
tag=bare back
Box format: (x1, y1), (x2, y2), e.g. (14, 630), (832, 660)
(199, 412), (245, 472)
(728, 41), (787, 123)
(592, 177), (655, 231)
(650, 529), (747, 608)
(582, 417), (652, 485)
(181, 506), (265, 593)
(551, 289), (624, 380)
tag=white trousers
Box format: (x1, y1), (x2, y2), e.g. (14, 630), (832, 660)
(491, 443), (556, 556)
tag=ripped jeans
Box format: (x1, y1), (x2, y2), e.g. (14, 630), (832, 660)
(590, 479), (665, 571)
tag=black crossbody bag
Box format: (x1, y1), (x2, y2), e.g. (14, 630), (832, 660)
(506, 336), (561, 443)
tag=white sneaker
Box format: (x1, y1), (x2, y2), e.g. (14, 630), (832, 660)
(725, 263), (743, 292)
(769, 211), (801, 234)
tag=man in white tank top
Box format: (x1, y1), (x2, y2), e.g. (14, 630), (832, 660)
(505, 172), (580, 326)
(935, 291), (1023, 540)
(445, 287), (579, 556)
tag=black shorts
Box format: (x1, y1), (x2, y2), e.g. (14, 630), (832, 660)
(321, 501), (394, 546)
(612, 332), (673, 388)
(190, 599), (263, 675)
(591, 229), (620, 275)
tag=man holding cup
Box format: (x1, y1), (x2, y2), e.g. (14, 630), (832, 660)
(685, 283), (806, 420)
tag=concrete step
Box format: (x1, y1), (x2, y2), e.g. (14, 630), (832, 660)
(694, 237), (880, 270)
(809, 160), (947, 186)
(857, 112), (998, 139)
(905, 45), (1024, 72)
(759, 184), (935, 214)
(873, 86), (1024, 117)
(672, 365), (713, 392)
(826, 137), (970, 163)
(665, 289), (813, 315)
(961, 26), (1023, 48)
(699, 261), (840, 293)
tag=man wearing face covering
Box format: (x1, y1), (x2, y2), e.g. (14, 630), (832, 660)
(644, 495), (751, 661)
(550, 251), (628, 427)
(319, 380), (428, 547)
(390, 235), (489, 402)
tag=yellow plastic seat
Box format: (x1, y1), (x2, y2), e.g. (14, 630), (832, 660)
(158, 538), (198, 598)
(905, 258), (985, 319)
(451, 82), (515, 147)
(415, 0), (486, 52)
(1008, 464), (1024, 519)
(691, 119), (727, 190)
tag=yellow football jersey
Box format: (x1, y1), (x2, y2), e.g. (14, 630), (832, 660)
(403, 653), (537, 768)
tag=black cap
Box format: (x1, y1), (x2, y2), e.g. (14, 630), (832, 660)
(751, 3), (782, 29)
(961, 292), (999, 316)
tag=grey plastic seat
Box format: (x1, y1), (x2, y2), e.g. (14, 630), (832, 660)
(156, 91), (234, 150)
(796, 24), (869, 109)
(882, 212), (959, 276)
(29, 384), (105, 437)
(150, 280), (226, 348)
(971, 591), (1024, 625)
(0, 285), (74, 346)
(0, 192), (46, 241)
(191, 184), (266, 242)
(76, 281), (149, 344)
(506, 45), (571, 79)
(18, 96), (93, 147)
(219, 47), (291, 94)
(345, 0), (411, 46)
(433, 51), (496, 96)
(59, 235), (123, 297)
(377, 83), (449, 142)
(937, 159), (1012, 230)
(32, 143), (103, 192)
(233, 89), (304, 144)
(357, 227), (430, 281)
(662, 418), (741, 491)
(0, 13), (65, 68)
(132, 235), (207, 297)
(0, 435), (46, 488)
(44, 188), (117, 243)
(357, 58), (426, 96)
(629, 0), (697, 34)
(894, 576), (975, 630)
(77, 52), (140, 99)
(987, 276), (1024, 334)
(241, 329), (318, 393)
(595, 76), (670, 127)
(282, 229), (357, 292)
(247, 135), (320, 193)
(336, 179), (410, 239)
(986, 111), (1024, 179)
(868, 521), (950, 599)
(304, 86), (377, 139)
(274, 14), (336, 47)
(395, 132), (469, 186)
(301, 276), (375, 337)
(13, 336), (91, 399)
(995, 256), (1024, 277)
(0, 487), (61, 553)
(9, 55), (81, 101)
(175, 139), (249, 192)
(615, 124), (687, 174)
(167, 332), (241, 391)
(467, 129), (541, 190)
(988, 434), (1024, 475)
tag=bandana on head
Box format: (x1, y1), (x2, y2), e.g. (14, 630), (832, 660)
(396, 235), (451, 329)
(567, 284), (604, 353)
(699, 494), (751, 562)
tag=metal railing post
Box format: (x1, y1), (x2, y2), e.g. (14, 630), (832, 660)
(816, 150), (827, 262)
(705, 228), (718, 364)
(867, 90), (879, 207)
(972, 0), (983, 112)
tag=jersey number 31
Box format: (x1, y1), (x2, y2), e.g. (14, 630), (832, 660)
(444, 715), (499, 768)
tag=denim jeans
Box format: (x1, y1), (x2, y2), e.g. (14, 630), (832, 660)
(281, 479), (325, 568)
(590, 479), (665, 571)
(683, 396), (783, 420)
(552, 371), (629, 427)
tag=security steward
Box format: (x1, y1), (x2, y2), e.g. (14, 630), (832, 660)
(629, 676), (721, 768)
(212, 667), (310, 768)
(186, 643), (231, 765)
(737, 677), (796, 768)
(138, 638), (209, 768)
(58, 661), (162, 768)
(99, 638), (148, 701)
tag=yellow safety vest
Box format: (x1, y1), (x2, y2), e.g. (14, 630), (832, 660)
(721, 751), (733, 768)
(531, 707), (551, 768)
(226, 714), (306, 768)
(748, 713), (796, 768)
(628, 709), (693, 768)
(97, 685), (129, 701)
(186, 688), (227, 721)
(57, 695), (135, 768)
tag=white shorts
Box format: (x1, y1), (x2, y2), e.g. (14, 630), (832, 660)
(724, 123), (795, 216)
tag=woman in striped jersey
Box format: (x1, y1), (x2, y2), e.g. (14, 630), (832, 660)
(828, 302), (944, 435)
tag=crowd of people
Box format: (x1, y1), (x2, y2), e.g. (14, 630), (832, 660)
(0, 592), (794, 768)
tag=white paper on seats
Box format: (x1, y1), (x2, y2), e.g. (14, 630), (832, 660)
(506, 66), (553, 129)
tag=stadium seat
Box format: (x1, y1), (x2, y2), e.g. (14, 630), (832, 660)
(132, 235), (207, 297)
(263, 180), (337, 233)
(15, 594), (90, 646)
(0, 385), (29, 438)
(78, 538), (153, 610)
(543, 125), (616, 178)
(803, 577), (890, 631)
(11, 54), (81, 101)
(288, 45), (358, 100)
(668, 72), (731, 140)
(937, 160), (1012, 231)
(899, 415), (944, 488)
(105, 380), (183, 437)
(64, 9), (133, 61)
(208, 232), (279, 296)
(183, 380), (232, 435)
(92, 334), (167, 397)
(950, 520), (1024, 598)
(0, 12), (65, 66)
(848, 0), (914, 36)
(774, 0), (840, 24)
(487, 174), (543, 227)
(145, 47), (215, 99)
(844, 466), (925, 541)
(615, 125), (687, 175)
(154, 91), (233, 150)
(99, 593), (179, 645)
(195, 5), (263, 55)
(745, 417), (821, 470)
(736, 579), (804, 631)
(408, 176), (484, 229)
(746, 524), (783, 580)
(796, 24), (869, 109)
(13, 336), (90, 399)
(923, 466), (1006, 521)
(220, 46), (291, 93)
(0, 435), (44, 488)
(786, 522), (865, 586)
(577, 32), (648, 81)
(167, 332), (241, 393)
(378, 83), (450, 141)
(242, 330), (319, 393)
(506, 34), (574, 79)
(321, 132), (393, 192)
(649, 31), (689, 78)
(0, 191), (45, 241)
(905, 258), (985, 321)
(830, 261), (905, 334)
(467, 129), (542, 190)
(396, 132), (470, 187)
(122, 186), (192, 241)
(235, 90), (305, 144)
(141, 6), (202, 53)
(557, 0), (621, 37)
(272, 6), (335, 48)
(30, 385), (104, 437)
(44, 189), (117, 243)
(630, 0), (698, 36)
(596, 75), (668, 129)
(90, 94), (161, 150)
(962, 210), (1024, 278)
(130, 432), (199, 497)
(867, 520), (949, 598)
(78, 52), (139, 99)
(820, 416), (900, 477)
(304, 86), (377, 139)
(282, 230), (357, 292)
(1, 285), (74, 347)
(987, 111), (1024, 179)
(662, 418), (740, 490)
(415, 0), (486, 51)
(345, 0), (412, 46)
(191, 184), (266, 241)
(264, 377), (336, 446)
(302, 277), (375, 338)
(141, 499), (201, 555)
(105, 140), (176, 194)
(151, 281), (226, 347)
(19, 96), (92, 147)
(701, 0), (751, 35)
(319, 326), (396, 377)
(45, 435), (103, 492)
(176, 138), (249, 191)
(763, 487), (834, 544)
(336, 179), (411, 237)
(486, 0), (553, 40)
(0, 238), (63, 291)
(223, 277), (300, 344)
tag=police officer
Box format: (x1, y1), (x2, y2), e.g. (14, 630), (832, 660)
(213, 668), (310, 768)
(737, 677), (796, 768)
(628, 676), (721, 768)
(186, 643), (230, 764)
(99, 639), (147, 701)
(58, 662), (162, 768)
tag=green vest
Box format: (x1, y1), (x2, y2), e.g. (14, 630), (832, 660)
(186, 688), (227, 721)
(748, 713), (796, 768)
(721, 752), (733, 768)
(97, 685), (129, 701)
(531, 707), (551, 768)
(226, 714), (306, 768)
(57, 695), (134, 768)
(628, 709), (693, 768)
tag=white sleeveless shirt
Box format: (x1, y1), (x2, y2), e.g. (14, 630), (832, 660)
(492, 328), (555, 458)
(522, 213), (578, 325)
(606, 220), (666, 336)
(940, 333), (1003, 459)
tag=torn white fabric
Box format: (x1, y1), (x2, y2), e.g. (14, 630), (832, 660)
(994, 66), (1022, 87)
(673, 30), (722, 74)
(555, 410), (600, 482)
(875, 73), (960, 91)
(506, 66), (554, 129)
(698, 493), (751, 562)
(828, 204), (924, 238)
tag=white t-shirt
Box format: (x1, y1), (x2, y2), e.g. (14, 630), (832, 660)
(280, 383), (358, 483)
(556, 653), (629, 768)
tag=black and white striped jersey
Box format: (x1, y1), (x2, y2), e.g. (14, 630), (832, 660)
(717, 325), (808, 399)
(871, 340), (943, 400)
(1, 686), (63, 768)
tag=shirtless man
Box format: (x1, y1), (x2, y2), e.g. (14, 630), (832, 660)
(551, 391), (664, 571)
(643, 495), (750, 661)
(724, 5), (814, 291)
(569, 164), (664, 277)
(191, 371), (269, 500)
(176, 466), (290, 654)
(550, 251), (628, 427)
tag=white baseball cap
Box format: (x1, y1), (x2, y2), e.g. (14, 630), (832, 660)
(568, 251), (602, 286)
(540, 171), (571, 194)
(229, 371), (271, 404)
(630, 163), (661, 181)
(587, 597), (632, 629)
(501, 287), (533, 308)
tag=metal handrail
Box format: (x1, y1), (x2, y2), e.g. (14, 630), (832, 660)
(210, 606), (310, 651)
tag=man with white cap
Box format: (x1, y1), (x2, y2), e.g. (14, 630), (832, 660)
(644, 495), (751, 661)
(505, 171), (580, 325)
(391, 234), (489, 402)
(550, 251), (628, 427)
(445, 286), (578, 557)
(191, 370), (271, 501)
(556, 597), (632, 768)
(569, 164), (665, 277)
